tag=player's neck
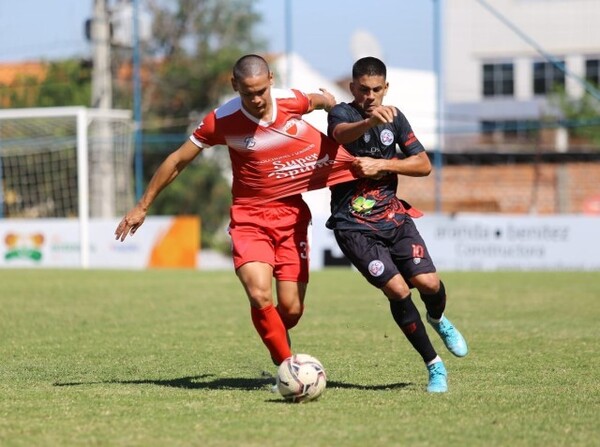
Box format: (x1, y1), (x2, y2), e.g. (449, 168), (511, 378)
(258, 104), (273, 122)
(244, 104), (273, 123)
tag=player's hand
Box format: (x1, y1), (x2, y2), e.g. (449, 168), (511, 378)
(115, 206), (147, 242)
(351, 157), (388, 179)
(319, 88), (336, 112)
(367, 105), (397, 125)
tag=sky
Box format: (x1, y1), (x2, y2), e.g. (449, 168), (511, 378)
(0, 0), (435, 81)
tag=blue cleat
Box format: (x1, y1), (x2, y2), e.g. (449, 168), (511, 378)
(427, 314), (469, 357)
(426, 361), (448, 393)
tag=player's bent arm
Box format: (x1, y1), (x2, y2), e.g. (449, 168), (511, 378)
(353, 152), (431, 178)
(331, 120), (372, 145)
(332, 106), (397, 145)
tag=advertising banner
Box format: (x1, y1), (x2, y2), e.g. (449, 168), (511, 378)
(310, 214), (600, 271)
(0, 216), (199, 269)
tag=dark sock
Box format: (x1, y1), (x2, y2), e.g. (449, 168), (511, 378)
(389, 294), (437, 363)
(420, 281), (447, 320)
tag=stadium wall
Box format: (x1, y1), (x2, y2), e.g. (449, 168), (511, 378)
(310, 214), (600, 271)
(398, 161), (600, 215)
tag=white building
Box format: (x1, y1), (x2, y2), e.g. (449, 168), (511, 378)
(444, 0), (600, 152)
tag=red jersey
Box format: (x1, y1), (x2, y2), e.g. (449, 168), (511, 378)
(190, 88), (356, 204)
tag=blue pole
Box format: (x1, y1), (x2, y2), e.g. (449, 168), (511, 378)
(133, 0), (143, 200)
(433, 0), (444, 213)
(285, 0), (292, 87)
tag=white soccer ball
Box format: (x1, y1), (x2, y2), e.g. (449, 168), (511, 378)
(276, 354), (327, 403)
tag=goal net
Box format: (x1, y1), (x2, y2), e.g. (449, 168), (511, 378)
(0, 106), (135, 266)
(0, 106), (134, 218)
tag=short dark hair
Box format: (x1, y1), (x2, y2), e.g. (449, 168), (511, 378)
(233, 54), (270, 81)
(352, 57), (387, 79)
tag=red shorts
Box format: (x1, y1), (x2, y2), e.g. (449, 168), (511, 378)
(229, 195), (311, 282)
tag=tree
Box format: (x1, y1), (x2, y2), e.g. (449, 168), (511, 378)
(142, 0), (265, 132)
(0, 60), (92, 108)
(554, 87), (600, 150)
(133, 0), (265, 249)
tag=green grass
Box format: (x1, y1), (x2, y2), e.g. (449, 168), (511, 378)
(0, 269), (598, 447)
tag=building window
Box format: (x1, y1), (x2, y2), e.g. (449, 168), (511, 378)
(482, 63), (514, 97)
(481, 120), (537, 143)
(533, 60), (565, 94)
(585, 59), (600, 85)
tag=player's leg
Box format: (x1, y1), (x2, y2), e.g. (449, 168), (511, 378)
(229, 202), (292, 365)
(381, 275), (448, 392)
(382, 276), (438, 360)
(236, 261), (292, 365)
(400, 218), (468, 358)
(334, 228), (447, 392)
(272, 195), (311, 338)
(275, 280), (307, 331)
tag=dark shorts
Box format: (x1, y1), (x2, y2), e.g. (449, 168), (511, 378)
(333, 217), (436, 289)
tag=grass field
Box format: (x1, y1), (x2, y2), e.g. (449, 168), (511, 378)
(0, 268), (598, 447)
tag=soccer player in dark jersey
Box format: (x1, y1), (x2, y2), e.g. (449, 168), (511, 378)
(326, 56), (468, 393)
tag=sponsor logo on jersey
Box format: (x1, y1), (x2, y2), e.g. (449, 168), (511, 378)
(268, 151), (335, 179)
(244, 136), (256, 149)
(363, 133), (371, 143)
(351, 196), (376, 214)
(380, 129), (394, 146)
(283, 118), (300, 135)
(368, 260), (385, 277)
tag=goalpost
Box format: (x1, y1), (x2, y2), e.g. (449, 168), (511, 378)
(0, 106), (135, 268)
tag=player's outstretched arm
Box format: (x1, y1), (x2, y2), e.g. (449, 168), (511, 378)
(307, 88), (336, 113)
(114, 140), (202, 242)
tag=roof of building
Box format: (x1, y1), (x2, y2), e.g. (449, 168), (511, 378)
(0, 61), (48, 85)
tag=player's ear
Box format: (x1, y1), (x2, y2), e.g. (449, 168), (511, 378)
(231, 76), (239, 92)
(383, 82), (389, 96)
(269, 71), (274, 85)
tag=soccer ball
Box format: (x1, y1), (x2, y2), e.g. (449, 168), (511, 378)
(276, 354), (327, 403)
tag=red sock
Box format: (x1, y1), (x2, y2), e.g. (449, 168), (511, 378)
(250, 304), (292, 365)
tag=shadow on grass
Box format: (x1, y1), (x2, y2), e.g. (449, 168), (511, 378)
(53, 375), (411, 391)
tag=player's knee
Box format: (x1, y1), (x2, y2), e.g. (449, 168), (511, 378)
(412, 273), (440, 295)
(382, 274), (411, 299)
(246, 287), (273, 308)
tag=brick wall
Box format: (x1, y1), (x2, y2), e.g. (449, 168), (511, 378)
(398, 162), (600, 214)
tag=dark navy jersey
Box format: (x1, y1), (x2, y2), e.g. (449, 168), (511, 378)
(326, 102), (425, 231)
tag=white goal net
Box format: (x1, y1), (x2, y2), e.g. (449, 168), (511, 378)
(0, 106), (135, 266)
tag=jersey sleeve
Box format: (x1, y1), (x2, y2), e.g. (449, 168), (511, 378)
(288, 88), (311, 114)
(190, 109), (226, 148)
(327, 103), (354, 139)
(393, 108), (425, 156)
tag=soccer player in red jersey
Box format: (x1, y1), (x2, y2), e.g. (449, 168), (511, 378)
(115, 54), (355, 368)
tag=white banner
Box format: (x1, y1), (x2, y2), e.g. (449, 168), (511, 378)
(0, 217), (198, 269)
(310, 214), (600, 271)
